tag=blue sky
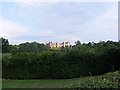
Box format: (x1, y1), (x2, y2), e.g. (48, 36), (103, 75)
(0, 1), (118, 45)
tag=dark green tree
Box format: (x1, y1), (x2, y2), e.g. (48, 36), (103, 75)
(0, 38), (9, 53)
(18, 42), (48, 53)
(75, 40), (81, 45)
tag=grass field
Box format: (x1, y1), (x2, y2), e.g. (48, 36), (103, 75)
(3, 78), (81, 88)
(2, 71), (120, 88)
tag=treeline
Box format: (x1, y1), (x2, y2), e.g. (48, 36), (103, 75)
(1, 38), (120, 79)
(1, 38), (48, 53)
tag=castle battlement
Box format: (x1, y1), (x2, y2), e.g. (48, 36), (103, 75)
(46, 42), (71, 48)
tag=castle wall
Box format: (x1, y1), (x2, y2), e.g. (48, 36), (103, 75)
(47, 42), (70, 48)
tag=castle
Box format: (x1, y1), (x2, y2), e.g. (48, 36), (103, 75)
(46, 42), (71, 48)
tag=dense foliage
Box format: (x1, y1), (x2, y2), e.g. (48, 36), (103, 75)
(66, 71), (120, 88)
(0, 38), (48, 53)
(0, 38), (9, 53)
(2, 38), (120, 79)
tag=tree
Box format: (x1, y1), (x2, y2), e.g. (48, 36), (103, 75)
(0, 38), (9, 53)
(8, 45), (18, 54)
(18, 42), (48, 53)
(75, 40), (81, 45)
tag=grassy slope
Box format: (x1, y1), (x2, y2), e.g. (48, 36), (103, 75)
(3, 78), (81, 88)
(2, 71), (120, 88)
(66, 71), (120, 88)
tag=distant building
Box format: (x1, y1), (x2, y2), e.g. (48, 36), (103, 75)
(46, 42), (71, 48)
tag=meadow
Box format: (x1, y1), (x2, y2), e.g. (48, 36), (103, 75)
(2, 71), (120, 88)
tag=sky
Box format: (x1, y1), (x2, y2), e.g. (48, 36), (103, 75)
(0, 1), (118, 45)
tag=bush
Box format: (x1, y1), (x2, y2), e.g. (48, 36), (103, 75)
(2, 41), (120, 79)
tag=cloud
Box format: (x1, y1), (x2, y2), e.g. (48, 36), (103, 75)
(12, 0), (119, 3)
(47, 3), (118, 43)
(15, 1), (59, 8)
(1, 2), (117, 44)
(79, 5), (118, 42)
(0, 18), (28, 43)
